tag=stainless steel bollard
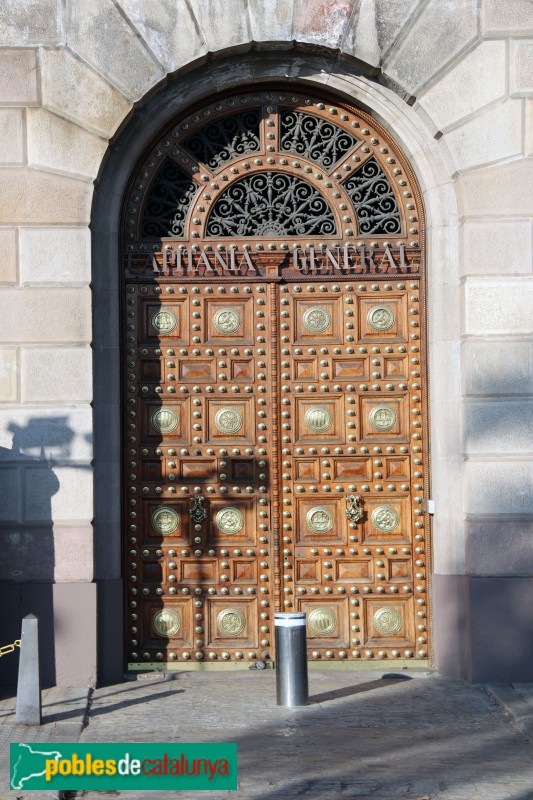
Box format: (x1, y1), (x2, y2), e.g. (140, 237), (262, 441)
(274, 612), (308, 707)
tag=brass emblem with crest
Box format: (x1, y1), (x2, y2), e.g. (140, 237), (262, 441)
(215, 407), (243, 434)
(369, 406), (397, 432)
(214, 309), (241, 334)
(150, 309), (178, 335)
(152, 608), (181, 637)
(303, 306), (331, 334)
(216, 507), (244, 535)
(217, 608), (246, 636)
(151, 408), (179, 434)
(367, 306), (395, 332)
(304, 406), (333, 433)
(151, 506), (180, 535)
(308, 607), (337, 636)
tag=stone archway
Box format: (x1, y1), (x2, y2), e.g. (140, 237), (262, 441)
(91, 52), (458, 683)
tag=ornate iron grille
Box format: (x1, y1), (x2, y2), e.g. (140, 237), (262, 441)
(183, 110), (261, 169)
(205, 172), (337, 237)
(141, 160), (197, 238)
(280, 110), (358, 168)
(343, 157), (402, 235)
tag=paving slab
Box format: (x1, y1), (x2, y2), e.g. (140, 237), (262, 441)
(74, 669), (533, 800)
(1, 672), (532, 800)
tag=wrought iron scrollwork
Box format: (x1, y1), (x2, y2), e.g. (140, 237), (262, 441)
(280, 110), (358, 168)
(141, 159), (197, 238)
(345, 494), (364, 524)
(190, 495), (208, 526)
(343, 157), (402, 235)
(205, 172), (337, 237)
(183, 110), (261, 169)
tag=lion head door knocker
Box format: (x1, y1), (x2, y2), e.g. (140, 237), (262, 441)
(190, 495), (208, 531)
(345, 494), (364, 525)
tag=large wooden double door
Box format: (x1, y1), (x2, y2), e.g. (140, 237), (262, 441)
(125, 275), (429, 668)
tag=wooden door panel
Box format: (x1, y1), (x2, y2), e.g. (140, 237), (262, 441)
(125, 282), (275, 666)
(282, 280), (427, 663)
(125, 277), (428, 666)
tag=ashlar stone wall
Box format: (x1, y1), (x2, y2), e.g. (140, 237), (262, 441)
(0, 0), (531, 684)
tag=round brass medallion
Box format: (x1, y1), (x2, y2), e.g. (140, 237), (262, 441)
(373, 607), (402, 636)
(152, 608), (181, 637)
(151, 506), (180, 535)
(371, 505), (400, 533)
(369, 405), (397, 431)
(217, 608), (246, 636)
(304, 406), (333, 433)
(215, 407), (243, 434)
(308, 607), (337, 636)
(306, 506), (334, 533)
(303, 306), (331, 334)
(151, 408), (179, 434)
(216, 507), (244, 534)
(214, 309), (242, 335)
(150, 309), (178, 334)
(367, 306), (395, 332)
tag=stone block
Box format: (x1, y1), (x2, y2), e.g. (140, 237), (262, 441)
(0, 228), (17, 284)
(383, 0), (478, 94)
(464, 460), (533, 515)
(0, 466), (21, 521)
(24, 464), (93, 522)
(342, 0), (420, 68)
(19, 227), (91, 285)
(419, 41), (506, 131)
(53, 524), (94, 581)
(53, 582), (96, 686)
(342, 0), (380, 68)
(482, 0), (533, 34)
(463, 340), (533, 395)
(469, 577), (533, 683)
(0, 408), (93, 463)
(67, 0), (163, 101)
(27, 108), (107, 182)
(431, 574), (469, 678)
(458, 159), (533, 217)
(0, 528), (55, 581)
(0, 49), (39, 105)
(0, 287), (91, 342)
(189, 0), (250, 54)
(115, 0), (207, 72)
(0, 0), (63, 46)
(444, 99), (523, 173)
(0, 109), (24, 165)
(464, 280), (533, 335)
(0, 169), (92, 225)
(248, 0), (294, 46)
(510, 39), (533, 96)
(21, 347), (92, 404)
(0, 348), (18, 402)
(461, 220), (532, 277)
(248, 0), (294, 47)
(466, 519), (533, 576)
(294, 0), (355, 49)
(527, 99), (533, 155)
(41, 49), (131, 138)
(465, 400), (533, 454)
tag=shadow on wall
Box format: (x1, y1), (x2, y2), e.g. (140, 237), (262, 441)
(0, 417), (74, 688)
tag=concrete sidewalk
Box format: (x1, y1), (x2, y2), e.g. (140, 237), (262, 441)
(1, 669), (533, 800)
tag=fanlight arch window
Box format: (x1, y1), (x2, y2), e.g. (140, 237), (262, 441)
(124, 89), (421, 252)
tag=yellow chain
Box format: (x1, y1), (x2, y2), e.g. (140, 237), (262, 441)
(0, 639), (21, 657)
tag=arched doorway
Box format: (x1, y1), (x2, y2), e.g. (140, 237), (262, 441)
(120, 86), (429, 670)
